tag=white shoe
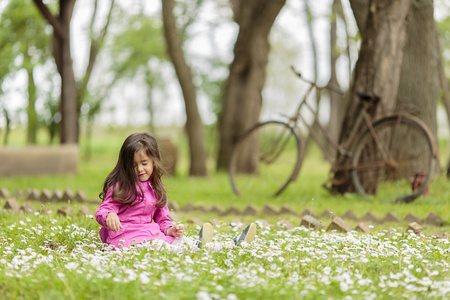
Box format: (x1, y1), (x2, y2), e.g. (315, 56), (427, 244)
(198, 223), (213, 248)
(234, 223), (256, 246)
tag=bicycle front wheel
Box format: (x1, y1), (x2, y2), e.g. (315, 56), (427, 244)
(229, 121), (303, 197)
(351, 115), (437, 202)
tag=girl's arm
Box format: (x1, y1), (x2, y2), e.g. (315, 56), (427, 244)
(95, 188), (122, 227)
(153, 205), (175, 236)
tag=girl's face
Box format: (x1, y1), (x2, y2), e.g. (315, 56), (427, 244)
(133, 148), (154, 182)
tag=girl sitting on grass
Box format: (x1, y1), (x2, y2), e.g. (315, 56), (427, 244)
(95, 132), (256, 253)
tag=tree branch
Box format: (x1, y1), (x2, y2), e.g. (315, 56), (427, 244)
(80, 0), (115, 99)
(349, 0), (369, 39)
(32, 0), (65, 39)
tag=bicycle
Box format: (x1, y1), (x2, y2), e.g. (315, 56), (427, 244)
(228, 67), (439, 203)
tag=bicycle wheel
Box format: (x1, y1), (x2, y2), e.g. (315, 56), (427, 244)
(229, 121), (304, 197)
(351, 115), (437, 203)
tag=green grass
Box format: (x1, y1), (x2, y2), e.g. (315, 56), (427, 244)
(0, 126), (450, 299)
(2, 126), (450, 220)
(1, 211), (449, 299)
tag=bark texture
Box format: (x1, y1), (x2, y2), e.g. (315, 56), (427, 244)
(217, 0), (286, 171)
(332, 0), (440, 193)
(162, 0), (207, 176)
(33, 0), (78, 144)
(396, 0), (439, 141)
(332, 0), (414, 193)
(25, 51), (38, 144)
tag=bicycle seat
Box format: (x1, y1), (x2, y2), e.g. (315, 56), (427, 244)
(356, 91), (380, 102)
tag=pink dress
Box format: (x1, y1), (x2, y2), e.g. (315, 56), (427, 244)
(95, 181), (175, 248)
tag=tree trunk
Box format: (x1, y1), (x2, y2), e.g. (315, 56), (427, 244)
(33, 0), (78, 144)
(25, 53), (38, 144)
(2, 105), (11, 146)
(162, 0), (207, 176)
(436, 28), (450, 176)
(216, 0), (286, 171)
(349, 0), (369, 40)
(396, 0), (439, 170)
(327, 0), (345, 158)
(332, 0), (414, 193)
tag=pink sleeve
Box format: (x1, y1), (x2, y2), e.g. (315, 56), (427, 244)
(95, 188), (122, 227)
(153, 205), (174, 235)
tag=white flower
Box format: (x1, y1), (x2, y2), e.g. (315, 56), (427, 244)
(323, 266), (332, 275)
(196, 291), (212, 300)
(140, 273), (150, 284)
(64, 262), (79, 270)
(227, 294), (238, 300)
(340, 281), (350, 292)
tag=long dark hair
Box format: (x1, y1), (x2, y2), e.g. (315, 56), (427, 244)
(99, 132), (167, 208)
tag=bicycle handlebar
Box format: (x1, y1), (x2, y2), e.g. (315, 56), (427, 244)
(290, 66), (345, 95)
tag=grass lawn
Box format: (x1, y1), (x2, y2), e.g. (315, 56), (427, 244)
(0, 127), (450, 299)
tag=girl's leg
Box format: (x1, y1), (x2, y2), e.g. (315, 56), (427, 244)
(206, 223), (257, 252)
(160, 223), (215, 253)
(172, 222), (257, 253)
(140, 238), (196, 254)
(233, 223), (257, 246)
(170, 222), (215, 250)
(140, 223), (256, 253)
(198, 222), (214, 248)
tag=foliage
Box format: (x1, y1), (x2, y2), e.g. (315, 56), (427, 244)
(108, 9), (167, 77)
(0, 0), (54, 143)
(0, 0), (50, 73)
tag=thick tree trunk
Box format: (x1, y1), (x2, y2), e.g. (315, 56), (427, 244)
(396, 0), (439, 163)
(332, 0), (414, 193)
(436, 28), (450, 176)
(33, 0), (78, 144)
(58, 0), (77, 144)
(349, 0), (369, 40)
(162, 0), (207, 176)
(216, 0), (286, 171)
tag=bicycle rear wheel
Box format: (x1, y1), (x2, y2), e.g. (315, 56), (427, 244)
(229, 121), (303, 197)
(351, 115), (437, 203)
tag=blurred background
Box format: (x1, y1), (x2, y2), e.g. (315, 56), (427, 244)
(0, 0), (449, 203)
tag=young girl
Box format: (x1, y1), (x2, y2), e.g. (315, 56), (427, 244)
(95, 132), (256, 253)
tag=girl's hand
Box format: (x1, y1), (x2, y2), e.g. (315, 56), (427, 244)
(106, 212), (123, 232)
(168, 224), (184, 238)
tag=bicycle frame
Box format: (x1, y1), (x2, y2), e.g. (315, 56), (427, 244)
(289, 69), (350, 164)
(289, 69), (406, 175)
(229, 68), (438, 200)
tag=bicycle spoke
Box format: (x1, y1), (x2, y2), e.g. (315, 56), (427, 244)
(385, 117), (414, 163)
(351, 116), (435, 201)
(229, 121), (303, 197)
(354, 160), (386, 172)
